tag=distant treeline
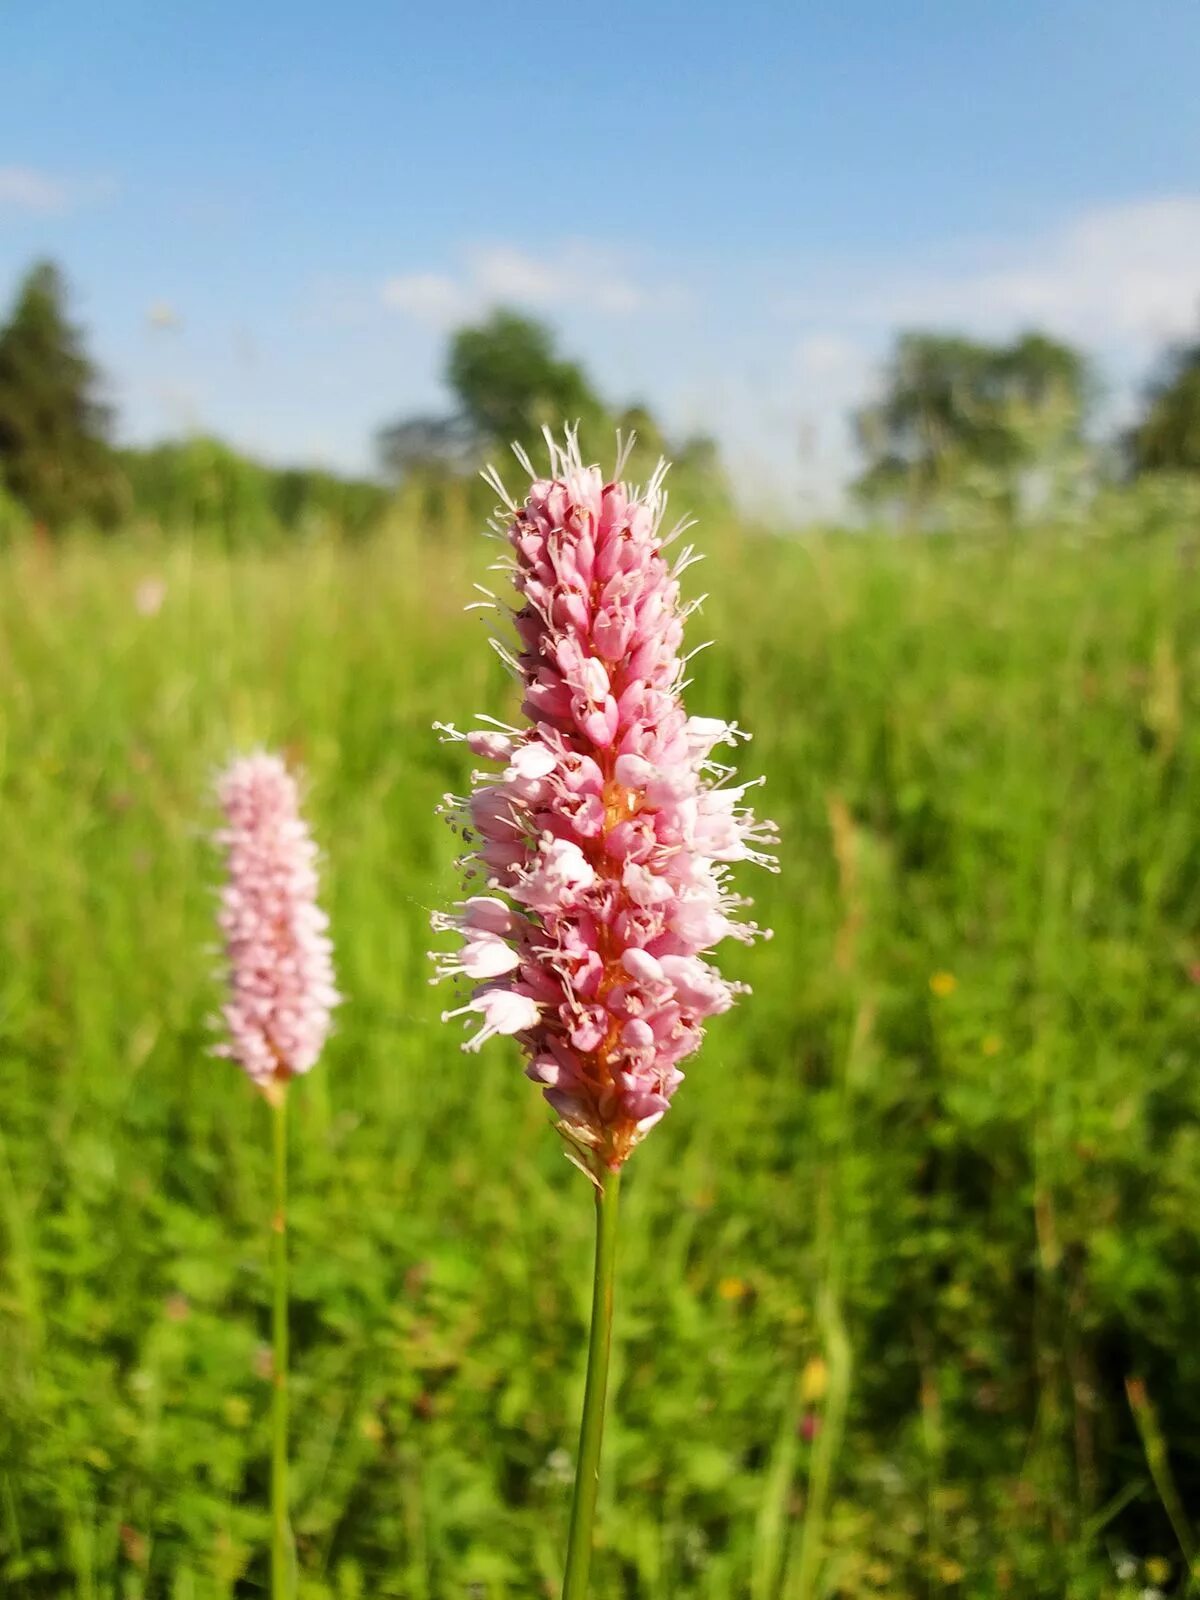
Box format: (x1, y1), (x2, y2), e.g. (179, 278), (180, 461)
(1, 256), (1199, 538)
(116, 437), (389, 542)
(0, 261), (728, 541)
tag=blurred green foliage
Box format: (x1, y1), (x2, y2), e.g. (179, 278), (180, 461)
(0, 261), (125, 528)
(0, 262), (729, 542)
(0, 491), (1197, 1597)
(117, 438), (389, 547)
(0, 262), (388, 543)
(6, 255), (1200, 550)
(854, 331), (1094, 522)
(1127, 337), (1200, 477)
(448, 308), (608, 457)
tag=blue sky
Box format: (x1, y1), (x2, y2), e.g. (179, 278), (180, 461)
(3, 0), (1199, 507)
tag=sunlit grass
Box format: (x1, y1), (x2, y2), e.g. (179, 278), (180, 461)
(0, 509), (1197, 1597)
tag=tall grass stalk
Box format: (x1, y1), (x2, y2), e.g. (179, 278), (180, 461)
(562, 1169), (622, 1600)
(1126, 1377), (1196, 1584)
(270, 1087), (292, 1599)
(785, 1274), (851, 1600)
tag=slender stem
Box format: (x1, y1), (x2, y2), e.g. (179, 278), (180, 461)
(562, 1166), (622, 1600)
(270, 1087), (292, 1599)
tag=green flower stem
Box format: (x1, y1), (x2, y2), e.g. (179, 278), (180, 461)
(270, 1087), (292, 1599)
(562, 1166), (622, 1600)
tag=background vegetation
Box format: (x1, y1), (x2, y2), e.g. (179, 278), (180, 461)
(1, 256), (1200, 1597)
(0, 264), (727, 546)
(3, 257), (1200, 547)
(1, 491), (1198, 1598)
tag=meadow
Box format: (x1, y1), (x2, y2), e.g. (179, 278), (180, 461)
(1, 496), (1198, 1598)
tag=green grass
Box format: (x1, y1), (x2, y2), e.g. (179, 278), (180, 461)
(1, 506), (1198, 1598)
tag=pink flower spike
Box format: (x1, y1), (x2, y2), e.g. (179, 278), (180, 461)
(433, 428), (777, 1174)
(214, 752), (339, 1095)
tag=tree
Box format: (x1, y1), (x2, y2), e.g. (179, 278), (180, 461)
(446, 309), (607, 455)
(1127, 337), (1200, 475)
(375, 413), (481, 481)
(374, 310), (728, 506)
(0, 260), (121, 527)
(854, 329), (1090, 518)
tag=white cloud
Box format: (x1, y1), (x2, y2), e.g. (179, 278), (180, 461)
(472, 244), (651, 315)
(381, 240), (681, 328)
(380, 271), (470, 326)
(0, 166), (66, 212)
(818, 196), (1200, 351)
(471, 245), (567, 307)
(0, 165), (116, 216)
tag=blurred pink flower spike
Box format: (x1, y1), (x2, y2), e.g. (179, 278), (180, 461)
(433, 426), (777, 1179)
(214, 752), (340, 1098)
